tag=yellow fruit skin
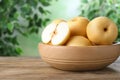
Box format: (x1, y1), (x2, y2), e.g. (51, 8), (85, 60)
(87, 17), (118, 45)
(68, 17), (89, 37)
(66, 36), (92, 46)
(52, 19), (65, 25)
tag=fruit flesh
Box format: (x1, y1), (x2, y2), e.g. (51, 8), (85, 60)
(41, 23), (56, 43)
(42, 22), (70, 45)
(51, 22), (70, 45)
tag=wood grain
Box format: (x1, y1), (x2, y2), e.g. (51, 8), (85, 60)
(0, 57), (120, 80)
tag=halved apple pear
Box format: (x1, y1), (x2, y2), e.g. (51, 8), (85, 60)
(42, 22), (70, 45)
(41, 23), (56, 44)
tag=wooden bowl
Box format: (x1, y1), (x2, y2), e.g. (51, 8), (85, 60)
(38, 43), (120, 71)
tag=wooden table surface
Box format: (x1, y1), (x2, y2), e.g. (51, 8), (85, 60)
(0, 57), (120, 80)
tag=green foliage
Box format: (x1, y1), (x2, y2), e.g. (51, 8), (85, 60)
(0, 0), (52, 56)
(79, 0), (120, 41)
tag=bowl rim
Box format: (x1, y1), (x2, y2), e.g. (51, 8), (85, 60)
(39, 42), (120, 48)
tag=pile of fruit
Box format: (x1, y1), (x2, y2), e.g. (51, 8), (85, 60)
(41, 16), (118, 46)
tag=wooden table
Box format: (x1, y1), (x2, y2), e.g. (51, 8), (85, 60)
(0, 57), (120, 80)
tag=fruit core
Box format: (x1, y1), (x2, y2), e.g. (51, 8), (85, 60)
(50, 25), (58, 42)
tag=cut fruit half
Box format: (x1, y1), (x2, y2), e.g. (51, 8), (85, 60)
(41, 23), (56, 44)
(42, 22), (70, 45)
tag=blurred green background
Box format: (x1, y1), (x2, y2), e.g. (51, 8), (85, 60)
(0, 0), (120, 56)
(18, 0), (81, 56)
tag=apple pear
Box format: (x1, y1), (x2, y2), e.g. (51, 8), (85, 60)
(87, 16), (118, 45)
(68, 16), (89, 37)
(66, 36), (92, 46)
